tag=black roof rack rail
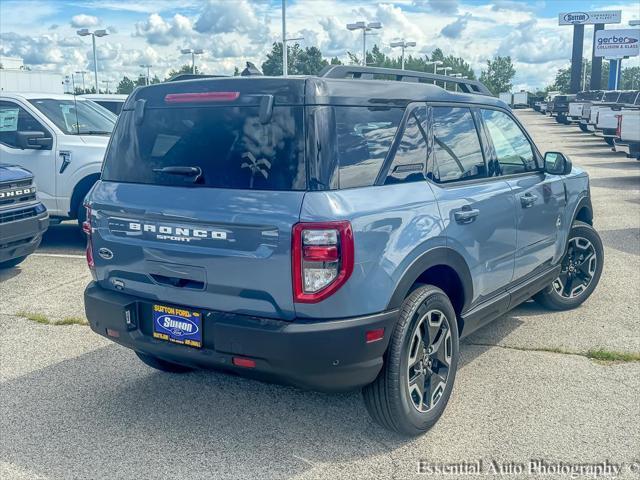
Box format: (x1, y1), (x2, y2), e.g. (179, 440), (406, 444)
(166, 73), (229, 82)
(318, 65), (493, 96)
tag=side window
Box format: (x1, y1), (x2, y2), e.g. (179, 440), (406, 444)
(336, 107), (404, 189)
(429, 106), (486, 183)
(385, 106), (428, 184)
(0, 101), (47, 149)
(481, 109), (536, 176)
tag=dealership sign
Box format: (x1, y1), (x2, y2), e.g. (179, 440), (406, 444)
(594, 29), (640, 58)
(558, 10), (621, 25)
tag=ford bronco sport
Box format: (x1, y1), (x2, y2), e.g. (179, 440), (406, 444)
(83, 66), (603, 435)
(0, 163), (49, 268)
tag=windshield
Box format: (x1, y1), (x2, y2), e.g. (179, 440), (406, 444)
(29, 98), (116, 135)
(617, 91), (639, 104)
(602, 92), (619, 102)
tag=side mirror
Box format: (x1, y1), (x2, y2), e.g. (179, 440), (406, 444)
(544, 151), (572, 175)
(16, 131), (53, 150)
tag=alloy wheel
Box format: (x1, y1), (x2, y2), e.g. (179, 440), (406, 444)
(553, 236), (597, 299)
(406, 309), (452, 413)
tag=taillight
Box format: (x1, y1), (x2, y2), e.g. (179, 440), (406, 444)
(616, 115), (622, 138)
(82, 205), (94, 270)
(292, 221), (354, 303)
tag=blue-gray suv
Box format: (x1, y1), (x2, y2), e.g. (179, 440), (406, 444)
(83, 66), (603, 435)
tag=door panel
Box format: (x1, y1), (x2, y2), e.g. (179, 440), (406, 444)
(506, 173), (565, 280)
(431, 181), (517, 304)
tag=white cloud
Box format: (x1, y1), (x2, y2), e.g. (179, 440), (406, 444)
(440, 15), (470, 38)
(134, 13), (193, 46)
(70, 14), (100, 28)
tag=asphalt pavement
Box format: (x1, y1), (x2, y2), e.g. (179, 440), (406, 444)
(1, 109), (639, 480)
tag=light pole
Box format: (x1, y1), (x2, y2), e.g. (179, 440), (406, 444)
(140, 64), (152, 85)
(101, 79), (110, 94)
(346, 21), (382, 66)
(180, 48), (204, 74)
(389, 40), (416, 70)
(280, 0), (304, 76)
(75, 70), (87, 92)
(451, 73), (464, 91)
(77, 28), (109, 93)
(437, 66), (452, 90)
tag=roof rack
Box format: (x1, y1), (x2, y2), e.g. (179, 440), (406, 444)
(167, 73), (229, 82)
(318, 65), (492, 96)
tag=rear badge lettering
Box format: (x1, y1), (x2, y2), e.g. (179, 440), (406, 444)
(109, 219), (228, 243)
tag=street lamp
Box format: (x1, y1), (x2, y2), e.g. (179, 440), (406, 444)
(75, 70), (87, 92)
(437, 66), (453, 90)
(389, 39), (416, 70)
(140, 64), (152, 85)
(180, 48), (204, 74)
(451, 73), (463, 91)
(101, 79), (110, 94)
(346, 21), (382, 66)
(77, 28), (109, 93)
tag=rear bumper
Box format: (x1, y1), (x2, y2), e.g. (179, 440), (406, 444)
(0, 207), (49, 263)
(84, 282), (397, 392)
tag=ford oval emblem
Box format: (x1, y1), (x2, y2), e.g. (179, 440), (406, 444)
(156, 314), (199, 337)
(98, 247), (114, 260)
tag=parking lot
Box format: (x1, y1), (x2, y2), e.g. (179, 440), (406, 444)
(1, 109), (639, 479)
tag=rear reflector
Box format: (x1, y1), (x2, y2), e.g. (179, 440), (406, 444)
(232, 357), (256, 368)
(106, 328), (120, 338)
(365, 328), (385, 343)
(164, 92), (240, 104)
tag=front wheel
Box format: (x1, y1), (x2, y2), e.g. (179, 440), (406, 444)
(579, 123), (590, 132)
(363, 285), (459, 436)
(604, 137), (614, 146)
(534, 221), (604, 311)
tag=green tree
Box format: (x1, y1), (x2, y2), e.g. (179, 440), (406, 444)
(116, 76), (135, 94)
(165, 64), (201, 81)
(233, 66), (240, 76)
(620, 66), (640, 90)
(479, 56), (515, 95)
(429, 48), (476, 80)
(330, 56), (342, 65)
(549, 60), (610, 93)
(261, 42), (330, 76)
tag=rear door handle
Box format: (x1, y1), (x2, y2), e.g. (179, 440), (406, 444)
(520, 192), (538, 208)
(454, 206), (480, 224)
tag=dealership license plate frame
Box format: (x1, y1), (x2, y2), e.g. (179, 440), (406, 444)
(152, 304), (203, 348)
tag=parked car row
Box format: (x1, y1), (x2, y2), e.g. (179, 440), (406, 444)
(534, 90), (640, 160)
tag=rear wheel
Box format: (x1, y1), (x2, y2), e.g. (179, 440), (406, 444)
(604, 137), (614, 146)
(363, 285), (459, 436)
(135, 351), (194, 373)
(534, 222), (603, 311)
(0, 256), (27, 269)
(579, 124), (590, 133)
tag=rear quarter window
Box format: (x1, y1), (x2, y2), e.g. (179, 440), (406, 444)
(335, 107), (404, 188)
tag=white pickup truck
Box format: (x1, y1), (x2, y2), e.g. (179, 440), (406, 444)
(569, 91), (604, 131)
(594, 91), (639, 146)
(581, 91), (620, 132)
(614, 108), (640, 160)
(0, 92), (115, 225)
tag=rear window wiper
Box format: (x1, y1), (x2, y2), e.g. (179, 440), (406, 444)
(153, 166), (203, 183)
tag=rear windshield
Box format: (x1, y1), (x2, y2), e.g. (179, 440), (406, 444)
(603, 92), (619, 102)
(102, 106), (305, 190)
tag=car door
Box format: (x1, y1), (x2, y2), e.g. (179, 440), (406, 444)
(427, 105), (516, 306)
(0, 100), (57, 213)
(479, 107), (565, 282)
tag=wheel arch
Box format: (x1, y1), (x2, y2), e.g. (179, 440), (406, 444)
(69, 173), (100, 219)
(387, 247), (473, 330)
(573, 196), (593, 226)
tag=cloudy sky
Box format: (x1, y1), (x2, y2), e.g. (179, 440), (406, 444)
(1, 0), (639, 91)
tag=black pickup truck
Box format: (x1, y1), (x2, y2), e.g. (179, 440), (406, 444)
(0, 163), (49, 268)
(549, 94), (576, 124)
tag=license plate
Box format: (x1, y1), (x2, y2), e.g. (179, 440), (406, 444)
(152, 304), (202, 348)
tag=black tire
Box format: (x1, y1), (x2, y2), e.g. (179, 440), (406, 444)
(76, 202), (87, 229)
(579, 124), (590, 133)
(604, 137), (614, 146)
(363, 285), (459, 436)
(534, 221), (604, 311)
(0, 256), (27, 269)
(135, 351), (194, 373)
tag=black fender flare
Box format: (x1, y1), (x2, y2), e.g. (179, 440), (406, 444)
(69, 174), (100, 219)
(387, 246), (474, 314)
(570, 194), (593, 225)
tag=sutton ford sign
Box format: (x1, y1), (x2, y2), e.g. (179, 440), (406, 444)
(594, 29), (640, 58)
(558, 10), (621, 26)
